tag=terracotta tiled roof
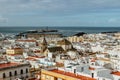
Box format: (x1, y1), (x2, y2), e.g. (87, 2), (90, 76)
(91, 59), (96, 62)
(89, 67), (95, 70)
(50, 69), (96, 80)
(16, 39), (36, 42)
(7, 54), (22, 56)
(111, 71), (120, 76)
(0, 63), (18, 69)
(9, 47), (23, 50)
(0, 62), (27, 70)
(35, 56), (45, 58)
(26, 57), (37, 61)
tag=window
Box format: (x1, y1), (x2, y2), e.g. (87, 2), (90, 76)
(92, 63), (94, 65)
(74, 69), (76, 73)
(3, 73), (6, 78)
(26, 75), (28, 78)
(14, 71), (17, 76)
(9, 72), (12, 77)
(21, 69), (23, 74)
(92, 73), (94, 78)
(81, 67), (84, 72)
(26, 68), (28, 73)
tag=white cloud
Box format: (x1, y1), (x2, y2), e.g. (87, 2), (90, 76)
(108, 18), (116, 23)
(107, 18), (120, 24)
(0, 0), (120, 13)
(0, 16), (8, 23)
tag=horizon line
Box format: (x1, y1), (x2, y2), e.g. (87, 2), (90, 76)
(0, 26), (120, 27)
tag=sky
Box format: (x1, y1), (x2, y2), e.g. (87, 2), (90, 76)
(0, 0), (120, 27)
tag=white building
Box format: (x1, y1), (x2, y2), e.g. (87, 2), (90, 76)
(0, 62), (31, 80)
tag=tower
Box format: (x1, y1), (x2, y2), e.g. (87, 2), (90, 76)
(41, 37), (47, 53)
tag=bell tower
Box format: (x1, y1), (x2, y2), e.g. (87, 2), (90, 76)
(41, 36), (47, 53)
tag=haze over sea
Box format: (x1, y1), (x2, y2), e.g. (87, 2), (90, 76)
(0, 27), (120, 36)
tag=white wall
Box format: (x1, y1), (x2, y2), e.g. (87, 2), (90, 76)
(0, 65), (30, 80)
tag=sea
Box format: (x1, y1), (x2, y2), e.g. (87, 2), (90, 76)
(0, 27), (120, 36)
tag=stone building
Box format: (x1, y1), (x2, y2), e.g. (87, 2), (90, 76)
(57, 39), (73, 50)
(40, 37), (48, 53)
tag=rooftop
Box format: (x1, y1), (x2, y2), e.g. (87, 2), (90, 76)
(7, 54), (22, 56)
(50, 69), (96, 80)
(8, 47), (23, 50)
(47, 46), (64, 52)
(111, 71), (120, 76)
(16, 39), (36, 42)
(89, 67), (95, 70)
(0, 63), (19, 69)
(0, 62), (30, 70)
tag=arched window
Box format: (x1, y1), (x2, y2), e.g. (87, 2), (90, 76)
(3, 73), (6, 78)
(9, 72), (12, 77)
(26, 68), (28, 73)
(14, 71), (17, 76)
(21, 69), (23, 74)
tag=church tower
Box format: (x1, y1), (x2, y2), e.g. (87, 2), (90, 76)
(41, 37), (47, 53)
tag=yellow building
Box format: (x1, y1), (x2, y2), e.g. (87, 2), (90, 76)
(6, 48), (23, 55)
(114, 33), (120, 39)
(41, 69), (96, 80)
(68, 36), (84, 42)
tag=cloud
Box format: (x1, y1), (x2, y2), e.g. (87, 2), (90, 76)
(0, 0), (120, 14)
(0, 16), (8, 23)
(108, 18), (120, 24)
(1, 0), (120, 26)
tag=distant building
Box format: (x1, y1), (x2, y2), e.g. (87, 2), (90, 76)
(15, 39), (37, 47)
(0, 33), (4, 40)
(16, 31), (63, 41)
(57, 39), (73, 50)
(41, 69), (96, 80)
(27, 33), (62, 40)
(44, 46), (64, 57)
(68, 36), (84, 42)
(6, 48), (23, 55)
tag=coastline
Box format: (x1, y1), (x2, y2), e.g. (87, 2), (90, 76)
(0, 27), (120, 36)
